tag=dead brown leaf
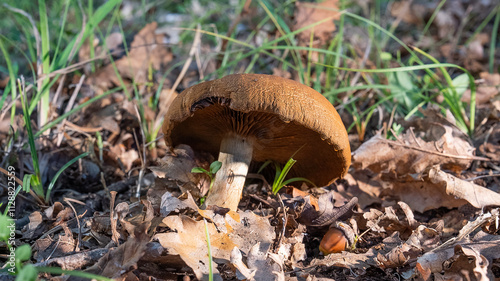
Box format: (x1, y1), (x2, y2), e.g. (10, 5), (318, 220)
(390, 1), (428, 25)
(416, 210), (500, 281)
(352, 123), (475, 175)
(75, 223), (150, 280)
(463, 72), (499, 105)
(88, 22), (173, 89)
(350, 120), (488, 212)
(150, 144), (213, 198)
(427, 166), (500, 209)
(294, 0), (340, 45)
(154, 210), (275, 281)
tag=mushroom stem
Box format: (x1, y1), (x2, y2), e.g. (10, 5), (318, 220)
(205, 134), (253, 210)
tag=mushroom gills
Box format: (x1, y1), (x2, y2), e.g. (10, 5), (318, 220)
(204, 133), (254, 210)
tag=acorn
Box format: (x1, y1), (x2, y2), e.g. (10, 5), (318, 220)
(319, 222), (356, 255)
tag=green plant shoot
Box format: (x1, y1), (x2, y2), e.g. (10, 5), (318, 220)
(191, 161), (222, 204)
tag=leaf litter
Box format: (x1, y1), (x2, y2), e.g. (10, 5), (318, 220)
(1, 1), (500, 280)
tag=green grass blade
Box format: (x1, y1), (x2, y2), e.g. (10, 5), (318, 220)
(38, 0), (51, 128)
(282, 177), (315, 187)
(35, 86), (122, 137)
(50, 0), (71, 68)
(203, 219), (213, 281)
(273, 158), (297, 195)
(19, 82), (43, 198)
(45, 152), (89, 202)
(35, 267), (113, 281)
(0, 38), (17, 123)
(56, 0), (122, 68)
(490, 5), (500, 73)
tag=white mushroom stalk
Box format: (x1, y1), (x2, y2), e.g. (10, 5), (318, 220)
(204, 134), (254, 210)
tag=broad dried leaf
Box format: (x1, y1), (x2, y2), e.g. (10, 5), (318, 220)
(246, 243), (285, 281)
(150, 144), (211, 198)
(89, 22), (173, 89)
(390, 1), (427, 25)
(297, 193), (358, 226)
(416, 210), (500, 280)
(352, 124), (475, 175)
(351, 121), (483, 211)
(310, 248), (378, 271)
(159, 191), (199, 216)
(154, 211), (275, 281)
(78, 224), (150, 280)
(294, 0), (340, 45)
(427, 167), (500, 209)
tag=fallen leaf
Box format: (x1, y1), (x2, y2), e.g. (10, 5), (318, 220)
(297, 193), (358, 227)
(154, 210), (275, 280)
(350, 119), (488, 211)
(89, 22), (173, 89)
(463, 72), (499, 105)
(390, 1), (428, 25)
(150, 144), (212, 198)
(416, 210), (500, 280)
(77, 223), (150, 280)
(294, 0), (340, 45)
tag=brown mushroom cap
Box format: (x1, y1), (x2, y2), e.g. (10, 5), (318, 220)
(163, 73), (351, 186)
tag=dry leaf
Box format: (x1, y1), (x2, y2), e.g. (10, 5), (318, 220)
(154, 210), (275, 281)
(427, 166), (500, 209)
(297, 193), (357, 227)
(352, 123), (475, 175)
(351, 120), (485, 212)
(89, 22), (173, 89)
(77, 224), (150, 280)
(463, 72), (499, 105)
(150, 144), (212, 198)
(416, 210), (500, 280)
(310, 247), (378, 271)
(294, 0), (340, 45)
(390, 1), (428, 25)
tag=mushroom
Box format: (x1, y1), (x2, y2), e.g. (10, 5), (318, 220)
(162, 74), (350, 211)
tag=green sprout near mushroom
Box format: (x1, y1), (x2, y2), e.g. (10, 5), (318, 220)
(191, 161), (222, 205)
(259, 157), (315, 195)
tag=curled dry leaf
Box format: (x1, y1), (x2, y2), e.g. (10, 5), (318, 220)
(310, 247), (378, 271)
(154, 210), (275, 281)
(427, 166), (500, 209)
(150, 144), (212, 198)
(363, 204), (418, 237)
(81, 223), (150, 279)
(351, 121), (488, 212)
(294, 0), (340, 46)
(296, 191), (358, 227)
(463, 72), (499, 105)
(244, 242), (285, 281)
(89, 22), (173, 89)
(159, 191), (199, 216)
(231, 247), (256, 280)
(352, 124), (475, 176)
(389, 0), (428, 25)
(416, 210), (500, 280)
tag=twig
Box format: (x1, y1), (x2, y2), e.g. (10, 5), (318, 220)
(275, 194), (288, 254)
(56, 74), (86, 146)
(382, 138), (491, 161)
(216, 0), (252, 68)
(132, 107), (147, 198)
(153, 24), (203, 137)
(64, 198), (84, 251)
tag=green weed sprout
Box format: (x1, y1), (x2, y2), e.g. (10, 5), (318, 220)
(203, 218), (213, 281)
(191, 161), (222, 204)
(259, 157), (315, 195)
